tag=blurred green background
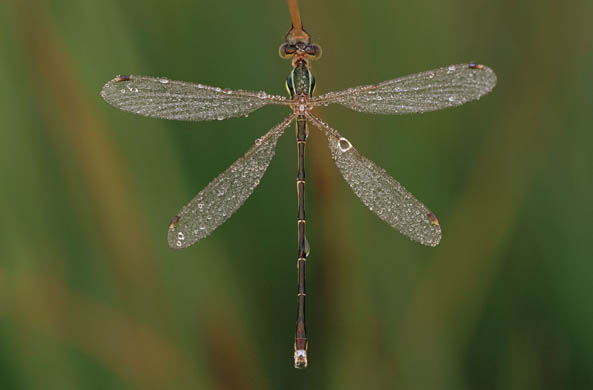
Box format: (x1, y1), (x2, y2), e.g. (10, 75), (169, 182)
(1, 0), (592, 389)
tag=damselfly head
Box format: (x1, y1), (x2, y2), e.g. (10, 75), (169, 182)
(280, 25), (322, 62)
(279, 42), (322, 61)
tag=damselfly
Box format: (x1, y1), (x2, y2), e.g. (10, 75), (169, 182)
(100, 7), (496, 369)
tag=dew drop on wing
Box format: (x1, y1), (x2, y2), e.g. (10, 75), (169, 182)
(338, 137), (352, 152)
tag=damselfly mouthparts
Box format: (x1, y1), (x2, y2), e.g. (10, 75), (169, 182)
(100, 6), (496, 369)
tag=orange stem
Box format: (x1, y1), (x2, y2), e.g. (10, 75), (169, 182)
(287, 0), (309, 40)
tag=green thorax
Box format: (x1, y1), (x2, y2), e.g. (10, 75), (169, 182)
(286, 61), (316, 99)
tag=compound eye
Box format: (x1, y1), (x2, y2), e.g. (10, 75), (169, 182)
(305, 44), (322, 60)
(279, 43), (297, 59)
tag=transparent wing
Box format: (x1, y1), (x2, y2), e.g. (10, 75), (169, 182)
(313, 63), (496, 114)
(308, 114), (441, 246)
(101, 75), (289, 121)
(168, 115), (295, 248)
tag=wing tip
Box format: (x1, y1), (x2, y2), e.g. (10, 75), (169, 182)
(167, 218), (192, 249)
(421, 211), (442, 247)
(426, 233), (442, 247)
(100, 74), (134, 99)
(467, 62), (497, 92)
(167, 233), (190, 249)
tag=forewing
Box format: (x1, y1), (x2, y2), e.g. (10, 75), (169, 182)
(309, 115), (441, 246)
(168, 115), (294, 248)
(314, 63), (496, 114)
(101, 75), (289, 121)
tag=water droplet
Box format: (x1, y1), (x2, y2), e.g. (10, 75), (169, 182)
(338, 137), (352, 152)
(159, 78), (169, 84)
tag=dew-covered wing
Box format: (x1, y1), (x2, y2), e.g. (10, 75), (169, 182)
(309, 115), (441, 246)
(168, 115), (294, 249)
(314, 63), (496, 115)
(101, 75), (288, 121)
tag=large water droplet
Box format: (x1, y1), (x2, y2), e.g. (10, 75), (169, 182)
(338, 137), (352, 152)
